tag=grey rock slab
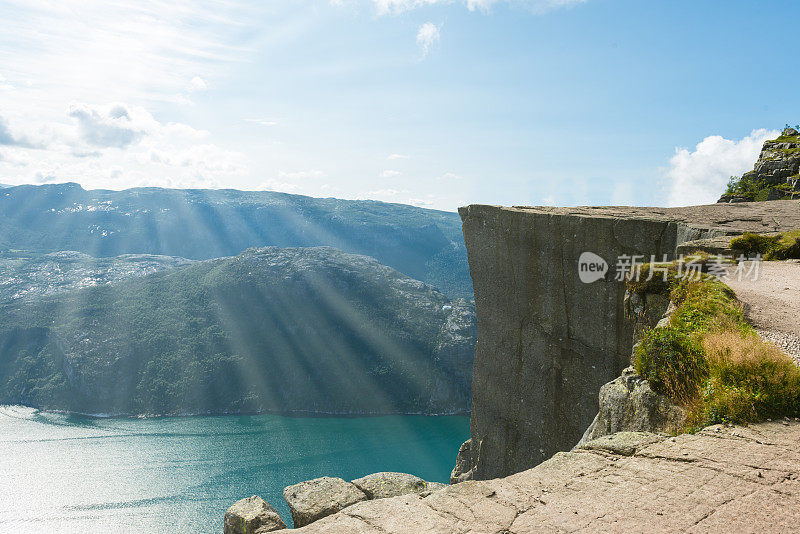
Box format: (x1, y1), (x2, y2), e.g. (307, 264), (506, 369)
(351, 472), (443, 499)
(283, 476), (367, 528)
(455, 201), (799, 481)
(223, 495), (286, 534)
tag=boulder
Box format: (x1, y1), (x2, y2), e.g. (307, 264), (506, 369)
(578, 431), (667, 456)
(282, 476), (367, 528)
(576, 366), (685, 448)
(351, 472), (445, 499)
(223, 496), (286, 534)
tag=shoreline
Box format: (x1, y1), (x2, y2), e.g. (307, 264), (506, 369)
(0, 404), (471, 421)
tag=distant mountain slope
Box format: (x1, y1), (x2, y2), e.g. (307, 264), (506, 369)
(0, 183), (471, 298)
(0, 247), (476, 416)
(0, 250), (194, 303)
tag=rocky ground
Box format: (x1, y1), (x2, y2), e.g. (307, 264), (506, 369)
(508, 200), (800, 234)
(724, 261), (800, 362)
(290, 422), (800, 533)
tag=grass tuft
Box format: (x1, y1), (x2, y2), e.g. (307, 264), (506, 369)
(688, 331), (800, 425)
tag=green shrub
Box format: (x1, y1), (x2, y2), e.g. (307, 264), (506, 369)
(634, 327), (708, 403)
(730, 230), (800, 260)
(730, 232), (781, 256)
(770, 230), (800, 260)
(669, 279), (749, 336)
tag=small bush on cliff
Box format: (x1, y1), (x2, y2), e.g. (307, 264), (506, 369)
(634, 327), (707, 402)
(729, 232), (780, 256)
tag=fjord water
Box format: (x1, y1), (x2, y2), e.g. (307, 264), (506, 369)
(0, 406), (468, 533)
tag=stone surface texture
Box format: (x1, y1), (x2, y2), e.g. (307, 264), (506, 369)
(454, 201), (800, 482)
(223, 496), (286, 534)
(576, 367), (685, 447)
(724, 261), (800, 337)
(293, 422), (800, 533)
(351, 472), (445, 499)
(282, 476), (367, 528)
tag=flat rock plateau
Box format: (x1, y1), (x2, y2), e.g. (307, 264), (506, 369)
(292, 421), (800, 533)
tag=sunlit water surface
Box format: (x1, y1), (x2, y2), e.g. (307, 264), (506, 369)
(0, 406), (468, 533)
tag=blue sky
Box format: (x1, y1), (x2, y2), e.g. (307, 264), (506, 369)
(0, 0), (797, 210)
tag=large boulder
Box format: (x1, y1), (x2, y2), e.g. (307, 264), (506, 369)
(223, 496), (286, 534)
(351, 472), (446, 499)
(576, 366), (686, 448)
(282, 476), (367, 527)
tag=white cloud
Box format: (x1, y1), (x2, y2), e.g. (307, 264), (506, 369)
(409, 196), (435, 207)
(380, 170), (402, 178)
(387, 153), (410, 160)
(67, 103), (152, 148)
(259, 170), (328, 195)
(188, 76), (208, 93)
(367, 188), (401, 196)
(0, 1), (257, 111)
(0, 115), (41, 148)
(438, 172), (462, 180)
(0, 101), (246, 190)
(258, 179), (301, 193)
(417, 22), (441, 58)
(0, 73), (12, 91)
(663, 128), (778, 207)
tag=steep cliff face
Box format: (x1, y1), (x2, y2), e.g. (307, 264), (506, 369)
(453, 201), (800, 481)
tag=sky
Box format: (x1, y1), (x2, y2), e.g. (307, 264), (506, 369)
(0, 0), (798, 212)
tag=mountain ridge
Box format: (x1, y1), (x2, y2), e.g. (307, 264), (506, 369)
(0, 182), (471, 298)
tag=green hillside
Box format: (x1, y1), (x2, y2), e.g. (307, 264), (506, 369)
(0, 247), (476, 416)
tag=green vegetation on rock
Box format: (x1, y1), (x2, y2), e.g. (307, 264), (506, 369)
(631, 263), (800, 429)
(730, 230), (800, 260)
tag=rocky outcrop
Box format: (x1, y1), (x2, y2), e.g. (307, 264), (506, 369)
(719, 127), (800, 202)
(291, 421), (800, 533)
(351, 472), (446, 499)
(576, 367), (686, 447)
(223, 472), (450, 530)
(282, 476), (368, 528)
(223, 496), (286, 534)
(454, 201), (800, 482)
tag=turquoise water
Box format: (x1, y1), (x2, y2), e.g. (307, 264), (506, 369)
(0, 406), (469, 533)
